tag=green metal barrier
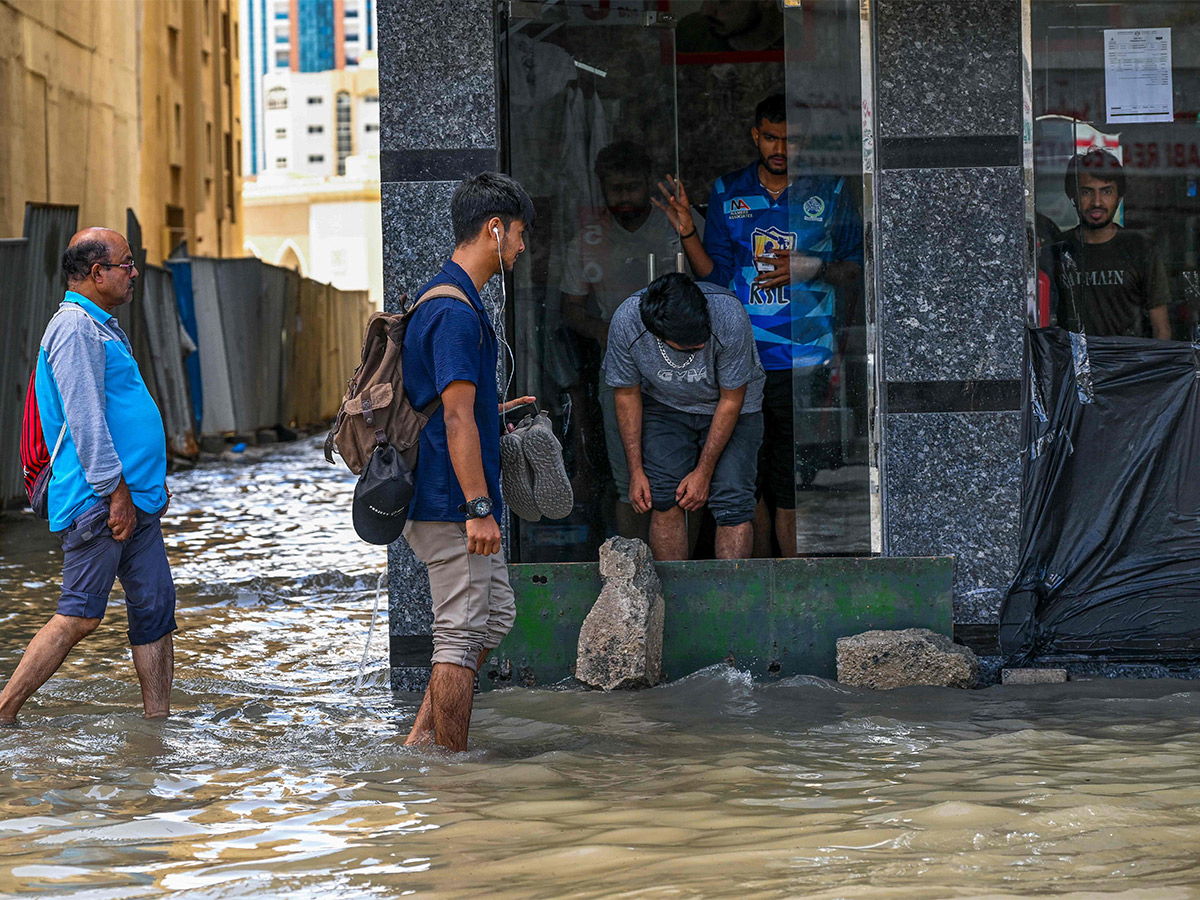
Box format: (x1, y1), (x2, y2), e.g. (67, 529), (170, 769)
(482, 556), (954, 689)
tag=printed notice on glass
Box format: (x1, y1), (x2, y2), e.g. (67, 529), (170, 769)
(1105, 28), (1173, 124)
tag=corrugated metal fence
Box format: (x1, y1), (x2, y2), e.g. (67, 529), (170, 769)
(0, 203), (373, 507)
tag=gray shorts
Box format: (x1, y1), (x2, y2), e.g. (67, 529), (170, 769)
(57, 498), (177, 646)
(641, 396), (763, 526)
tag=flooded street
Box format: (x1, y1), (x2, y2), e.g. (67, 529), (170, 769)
(2, 438), (1200, 898)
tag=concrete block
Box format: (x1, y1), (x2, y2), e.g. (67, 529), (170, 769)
(575, 537), (664, 691)
(837, 628), (978, 689)
(1002, 667), (1067, 685)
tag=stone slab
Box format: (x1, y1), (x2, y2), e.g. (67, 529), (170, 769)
(875, 0), (1022, 139)
(377, 0), (497, 152)
(877, 167), (1026, 383)
(1002, 668), (1068, 685)
(884, 411), (1021, 624)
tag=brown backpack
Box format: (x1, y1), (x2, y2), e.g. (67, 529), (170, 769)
(324, 284), (480, 474)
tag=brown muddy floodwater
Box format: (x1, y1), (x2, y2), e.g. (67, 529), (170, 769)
(2, 438), (1200, 899)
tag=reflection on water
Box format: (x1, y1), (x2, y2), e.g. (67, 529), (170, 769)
(2, 438), (1200, 898)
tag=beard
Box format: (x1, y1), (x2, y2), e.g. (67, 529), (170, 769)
(609, 203), (651, 228)
(759, 151), (787, 176)
(1080, 207), (1115, 230)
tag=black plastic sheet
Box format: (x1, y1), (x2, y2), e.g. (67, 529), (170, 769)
(1000, 328), (1200, 661)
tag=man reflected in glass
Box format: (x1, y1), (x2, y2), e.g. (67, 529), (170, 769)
(1048, 149), (1171, 339)
(562, 141), (703, 539)
(654, 93), (862, 557)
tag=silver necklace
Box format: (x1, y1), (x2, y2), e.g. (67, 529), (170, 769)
(657, 338), (696, 369)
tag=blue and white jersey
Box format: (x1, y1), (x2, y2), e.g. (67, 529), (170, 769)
(703, 163), (863, 371)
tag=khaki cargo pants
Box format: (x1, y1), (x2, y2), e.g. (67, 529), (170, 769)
(403, 520), (517, 671)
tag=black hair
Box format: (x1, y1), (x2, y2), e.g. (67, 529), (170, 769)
(755, 93), (787, 128)
(61, 240), (110, 282)
(594, 140), (652, 183)
(639, 273), (710, 347)
(1065, 149), (1126, 200)
(450, 171), (536, 246)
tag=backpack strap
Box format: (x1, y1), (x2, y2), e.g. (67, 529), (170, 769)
(410, 283), (489, 421)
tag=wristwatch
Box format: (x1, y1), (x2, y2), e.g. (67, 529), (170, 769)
(461, 496), (493, 519)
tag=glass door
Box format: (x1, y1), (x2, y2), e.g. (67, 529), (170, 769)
(500, 1), (681, 563)
(784, 1), (871, 555)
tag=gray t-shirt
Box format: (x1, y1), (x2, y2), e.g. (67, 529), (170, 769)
(604, 281), (765, 416)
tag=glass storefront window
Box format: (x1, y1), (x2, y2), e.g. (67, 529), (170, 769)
(499, 0), (869, 562)
(1033, 2), (1200, 341)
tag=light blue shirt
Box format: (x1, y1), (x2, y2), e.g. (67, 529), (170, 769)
(36, 292), (168, 531)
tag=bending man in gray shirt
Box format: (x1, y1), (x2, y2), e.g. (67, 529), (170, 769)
(604, 274), (765, 560)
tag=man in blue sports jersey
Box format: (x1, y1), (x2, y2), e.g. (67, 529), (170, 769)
(653, 93), (863, 556)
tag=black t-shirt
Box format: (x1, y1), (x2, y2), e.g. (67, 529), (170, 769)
(1049, 227), (1170, 337)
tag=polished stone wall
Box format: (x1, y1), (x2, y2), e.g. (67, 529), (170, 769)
(873, 0), (1026, 624)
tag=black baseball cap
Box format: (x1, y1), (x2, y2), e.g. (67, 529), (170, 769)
(352, 443), (414, 545)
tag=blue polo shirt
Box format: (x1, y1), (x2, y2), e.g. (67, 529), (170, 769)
(402, 261), (502, 522)
(704, 163), (863, 371)
(36, 292), (168, 532)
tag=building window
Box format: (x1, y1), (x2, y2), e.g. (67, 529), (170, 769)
(174, 103), (182, 149)
(275, 157), (288, 168)
(275, 34), (288, 44)
(335, 90), (352, 175)
(275, 51), (288, 66)
(364, 94), (379, 104)
(275, 127), (287, 139)
(206, 122), (214, 163)
(168, 27), (179, 77)
(307, 124), (324, 134)
(275, 11), (288, 19)
(364, 123), (379, 133)
(307, 96), (323, 105)
(346, 32), (359, 42)
(345, 7), (359, 16)
(345, 56), (359, 66)
(308, 154), (325, 163)
(266, 87), (288, 110)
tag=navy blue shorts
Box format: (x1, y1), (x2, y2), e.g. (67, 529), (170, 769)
(58, 499), (177, 646)
(641, 397), (764, 526)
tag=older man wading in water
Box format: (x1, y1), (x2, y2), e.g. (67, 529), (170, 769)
(0, 228), (176, 725)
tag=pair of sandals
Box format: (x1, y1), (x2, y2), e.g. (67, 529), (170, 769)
(500, 411), (574, 522)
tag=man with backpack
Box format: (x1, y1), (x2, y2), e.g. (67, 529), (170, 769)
(0, 227), (175, 725)
(400, 173), (535, 752)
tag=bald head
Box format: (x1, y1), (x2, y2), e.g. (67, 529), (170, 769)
(62, 226), (137, 311)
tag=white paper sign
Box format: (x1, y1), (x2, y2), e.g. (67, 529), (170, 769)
(1105, 28), (1173, 124)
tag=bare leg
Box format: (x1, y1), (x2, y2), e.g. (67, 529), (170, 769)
(615, 502), (650, 542)
(752, 499), (773, 557)
(404, 691), (434, 746)
(405, 647), (490, 747)
(0, 614), (101, 724)
(429, 662), (477, 752)
(715, 522), (753, 560)
(130, 633), (173, 719)
(649, 507), (688, 561)
(775, 507), (798, 558)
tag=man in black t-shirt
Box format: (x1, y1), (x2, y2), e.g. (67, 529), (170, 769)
(1049, 150), (1171, 339)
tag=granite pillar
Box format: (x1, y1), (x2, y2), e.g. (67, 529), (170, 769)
(873, 0), (1027, 624)
(378, 0), (499, 691)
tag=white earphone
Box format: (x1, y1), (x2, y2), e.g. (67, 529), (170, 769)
(492, 222), (515, 402)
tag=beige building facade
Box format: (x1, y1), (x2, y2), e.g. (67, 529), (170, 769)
(0, 0), (243, 263)
(242, 154), (382, 305)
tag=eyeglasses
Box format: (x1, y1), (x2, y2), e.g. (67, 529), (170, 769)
(98, 261), (137, 273)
